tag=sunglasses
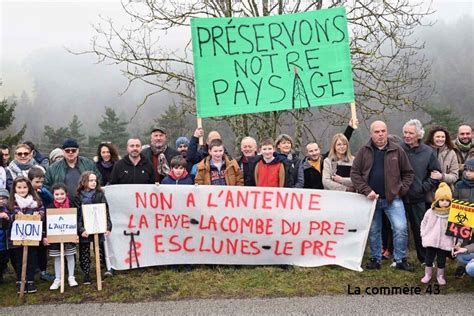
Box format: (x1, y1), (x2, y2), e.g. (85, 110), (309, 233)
(64, 148), (78, 154)
(15, 152), (30, 157)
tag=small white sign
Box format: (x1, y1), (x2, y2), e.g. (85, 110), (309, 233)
(83, 203), (107, 234)
(11, 220), (42, 241)
(47, 214), (77, 236)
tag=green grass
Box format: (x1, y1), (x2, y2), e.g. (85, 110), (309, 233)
(1, 252), (473, 306)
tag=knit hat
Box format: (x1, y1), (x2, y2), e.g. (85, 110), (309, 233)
(431, 182), (452, 214)
(176, 136), (189, 148)
(49, 148), (64, 162)
(62, 139), (79, 149)
(0, 189), (9, 199)
(465, 158), (474, 171)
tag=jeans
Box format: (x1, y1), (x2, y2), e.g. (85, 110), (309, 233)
(369, 198), (408, 263)
(456, 252), (474, 267)
(467, 261), (474, 277)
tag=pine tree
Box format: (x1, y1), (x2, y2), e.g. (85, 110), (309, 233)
(68, 114), (86, 143)
(0, 98), (26, 145)
(423, 105), (462, 136)
(154, 104), (192, 146)
(97, 107), (129, 148)
(44, 126), (70, 147)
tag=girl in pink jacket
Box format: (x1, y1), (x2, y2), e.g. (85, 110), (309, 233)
(420, 182), (457, 285)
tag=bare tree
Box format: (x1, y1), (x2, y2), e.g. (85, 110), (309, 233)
(76, 0), (433, 147)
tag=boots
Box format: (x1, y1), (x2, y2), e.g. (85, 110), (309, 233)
(436, 268), (446, 285)
(421, 266), (433, 284)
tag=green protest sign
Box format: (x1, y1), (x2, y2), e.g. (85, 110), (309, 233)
(191, 7), (354, 118)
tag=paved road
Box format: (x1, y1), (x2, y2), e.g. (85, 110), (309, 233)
(1, 294), (472, 315)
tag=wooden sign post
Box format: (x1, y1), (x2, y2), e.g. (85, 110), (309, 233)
(46, 208), (78, 293)
(82, 203), (107, 291)
(11, 213), (41, 299)
(197, 117), (204, 146)
(350, 102), (358, 129)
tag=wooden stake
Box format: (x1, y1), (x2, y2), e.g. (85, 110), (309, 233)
(19, 245), (28, 299)
(197, 117), (204, 146)
(350, 102), (358, 129)
(94, 235), (102, 291)
(60, 242), (65, 293)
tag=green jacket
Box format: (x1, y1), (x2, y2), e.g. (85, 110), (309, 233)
(44, 156), (102, 189)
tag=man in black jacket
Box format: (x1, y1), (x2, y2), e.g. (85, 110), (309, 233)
(110, 138), (156, 185)
(401, 119), (441, 264)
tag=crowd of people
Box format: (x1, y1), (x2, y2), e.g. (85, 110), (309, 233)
(0, 119), (473, 294)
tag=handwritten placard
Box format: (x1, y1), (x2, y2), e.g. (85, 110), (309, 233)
(83, 203), (107, 234)
(104, 185), (375, 271)
(191, 7), (354, 118)
(46, 208), (78, 243)
(11, 214), (42, 246)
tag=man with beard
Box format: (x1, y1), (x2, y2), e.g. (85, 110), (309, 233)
(141, 127), (180, 183)
(110, 138), (156, 184)
(454, 124), (474, 177)
(175, 136), (189, 158)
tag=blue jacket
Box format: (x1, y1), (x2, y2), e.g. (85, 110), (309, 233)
(38, 187), (53, 206)
(161, 174), (194, 185)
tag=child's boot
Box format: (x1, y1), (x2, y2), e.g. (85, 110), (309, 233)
(436, 268), (446, 285)
(421, 266), (433, 284)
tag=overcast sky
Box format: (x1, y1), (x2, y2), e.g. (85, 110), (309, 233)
(1, 0), (473, 98)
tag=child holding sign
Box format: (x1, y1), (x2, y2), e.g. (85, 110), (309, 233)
(73, 171), (112, 285)
(42, 184), (79, 290)
(420, 182), (457, 285)
(8, 176), (45, 293)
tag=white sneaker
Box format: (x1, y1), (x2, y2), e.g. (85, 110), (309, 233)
(50, 279), (61, 290)
(68, 276), (78, 287)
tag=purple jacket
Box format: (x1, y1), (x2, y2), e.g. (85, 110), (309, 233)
(420, 209), (456, 251)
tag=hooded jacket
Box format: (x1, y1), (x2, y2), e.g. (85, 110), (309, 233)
(195, 155), (243, 186)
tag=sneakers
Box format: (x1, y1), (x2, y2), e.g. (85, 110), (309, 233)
(83, 274), (92, 285)
(366, 258), (381, 270)
(50, 279), (61, 290)
(454, 266), (466, 279)
(395, 259), (415, 272)
(68, 276), (78, 287)
(27, 281), (37, 293)
(104, 269), (114, 278)
(40, 271), (55, 282)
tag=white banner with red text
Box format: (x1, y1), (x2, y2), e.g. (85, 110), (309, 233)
(103, 184), (375, 271)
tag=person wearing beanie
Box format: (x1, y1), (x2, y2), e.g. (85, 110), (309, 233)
(452, 158), (474, 277)
(48, 148), (64, 164)
(175, 136), (189, 158)
(420, 182), (458, 285)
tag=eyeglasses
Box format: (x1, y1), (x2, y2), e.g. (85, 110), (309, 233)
(15, 152), (30, 157)
(64, 148), (78, 154)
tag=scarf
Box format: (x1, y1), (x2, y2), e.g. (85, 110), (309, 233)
(53, 195), (70, 208)
(168, 169), (189, 181)
(80, 189), (96, 204)
(15, 194), (38, 209)
(100, 161), (114, 169)
(8, 159), (37, 177)
(157, 153), (171, 177)
(151, 144), (168, 155)
(455, 138), (473, 153)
